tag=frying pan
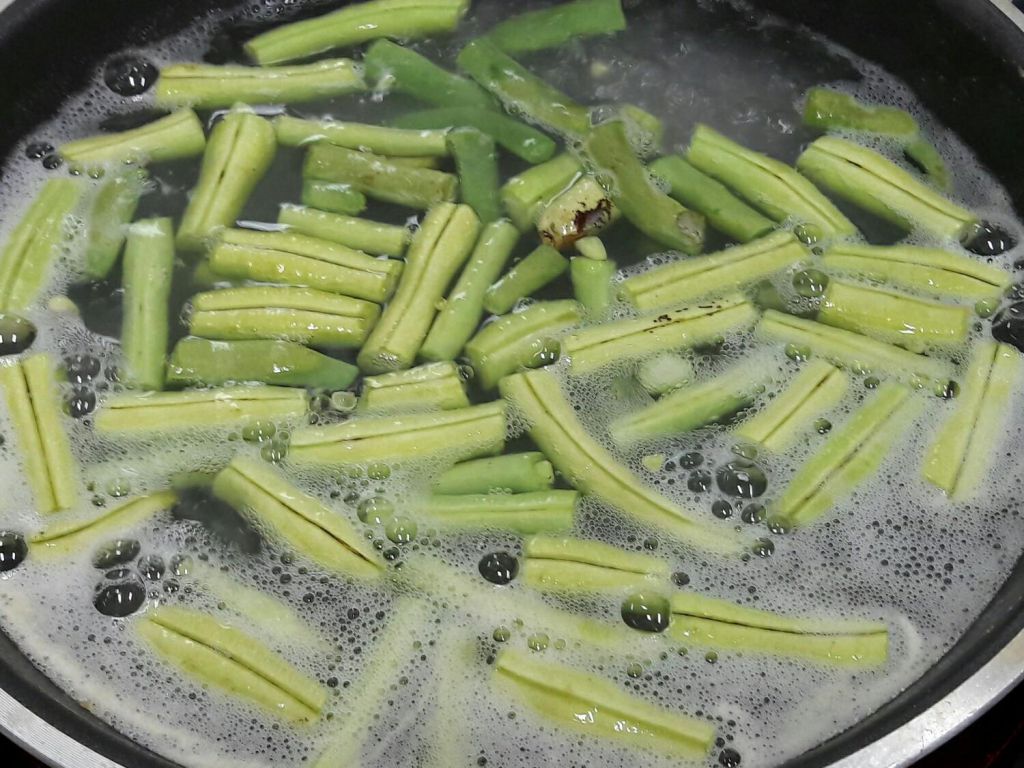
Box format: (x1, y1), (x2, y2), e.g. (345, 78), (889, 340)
(0, 0), (1023, 765)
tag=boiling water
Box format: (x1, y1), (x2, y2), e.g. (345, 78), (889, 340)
(0, 1), (1022, 767)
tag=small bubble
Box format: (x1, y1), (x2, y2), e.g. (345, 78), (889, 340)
(92, 539), (140, 569)
(785, 343), (811, 362)
(741, 503), (767, 525)
(731, 443), (758, 460)
(25, 142), (54, 160)
(752, 538), (775, 557)
(42, 154), (63, 170)
(170, 554), (193, 577)
(814, 418), (832, 434)
(367, 462), (391, 480)
(935, 379), (960, 399)
(0, 314), (36, 356)
(103, 55), (158, 96)
(705, 651), (719, 664)
(357, 496), (393, 525)
(643, 537), (658, 550)
(527, 633), (550, 651)
(621, 592), (671, 633)
(493, 626), (511, 643)
(679, 451), (704, 469)
(719, 747), (742, 767)
(688, 470), (713, 493)
(137, 554), (165, 581)
(106, 478), (131, 498)
(672, 571), (690, 587)
(792, 269), (829, 298)
(479, 552), (518, 585)
(66, 354), (101, 383)
(716, 460), (767, 498)
(0, 532), (28, 571)
(242, 420), (276, 442)
(626, 662), (644, 678)
(94, 578), (146, 617)
(385, 517), (417, 545)
(712, 500), (734, 519)
(864, 376), (880, 389)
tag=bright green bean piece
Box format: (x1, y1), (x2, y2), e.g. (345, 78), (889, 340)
(277, 204), (409, 256)
(59, 109), (206, 169)
(500, 154), (582, 230)
(83, 169), (147, 280)
(121, 218), (175, 390)
(484, 245), (569, 316)
(301, 179), (367, 215)
(432, 452), (554, 494)
(359, 361), (469, 412)
(426, 490), (577, 534)
(447, 128), (501, 223)
(904, 137), (951, 192)
(484, 0), (626, 54)
(570, 257), (616, 317)
(274, 114), (448, 157)
(394, 107), (557, 164)
(802, 88), (918, 136)
(522, 535), (669, 592)
(364, 39), (494, 109)
(31, 491), (177, 555)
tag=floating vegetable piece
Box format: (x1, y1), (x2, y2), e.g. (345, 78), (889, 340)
(275, 114), (448, 158)
(121, 218), (175, 390)
(522, 535), (669, 592)
(904, 137), (951, 192)
(60, 109), (206, 168)
(94, 386), (307, 433)
(501, 153), (583, 230)
(621, 230), (808, 310)
(447, 127), (502, 223)
(0, 354), (78, 513)
(735, 359), (849, 451)
(466, 300), (581, 389)
(139, 605), (326, 722)
(483, 245), (570, 316)
(213, 456), (381, 577)
(774, 382), (918, 527)
(83, 169), (147, 280)
(796, 136), (977, 240)
(0, 179), (83, 312)
(668, 593), (889, 666)
(189, 285), (380, 350)
(358, 203), (480, 373)
(500, 369), (744, 554)
(537, 175), (618, 251)
(570, 257), (616, 317)
(495, 649), (715, 758)
(687, 124), (856, 242)
(177, 106), (276, 252)
(636, 353), (694, 396)
(485, 0), (625, 53)
(207, 228), (403, 304)
(167, 338), (359, 390)
(394, 107), (557, 164)
(562, 293), (758, 374)
(923, 341), (1024, 498)
(802, 88), (918, 136)
(289, 401), (507, 465)
(432, 452), (554, 494)
(277, 204), (410, 257)
(363, 39), (494, 109)
(31, 491), (177, 555)
(426, 491), (577, 534)
(358, 361), (469, 412)
(301, 179), (367, 215)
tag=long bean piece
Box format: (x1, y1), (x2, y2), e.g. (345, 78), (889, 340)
(394, 107), (557, 164)
(432, 452), (554, 494)
(83, 170), (147, 280)
(363, 39), (494, 109)
(277, 204), (409, 256)
(59, 109), (206, 169)
(274, 114), (447, 158)
(501, 153), (582, 230)
(31, 492), (177, 556)
(358, 361), (469, 412)
(522, 535), (669, 592)
(121, 218), (175, 390)
(301, 179), (367, 215)
(484, 0), (626, 54)
(448, 128), (501, 223)
(570, 257), (616, 317)
(484, 245), (569, 315)
(426, 491), (577, 534)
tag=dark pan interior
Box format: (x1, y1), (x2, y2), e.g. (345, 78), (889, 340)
(0, 0), (1022, 765)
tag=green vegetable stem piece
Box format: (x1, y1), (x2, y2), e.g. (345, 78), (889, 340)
(31, 491), (177, 556)
(466, 299), (581, 389)
(425, 490), (577, 534)
(189, 285), (380, 350)
(499, 369), (745, 554)
(522, 535), (669, 592)
(802, 88), (919, 136)
(177, 106), (277, 252)
(83, 169), (147, 280)
(0, 354), (79, 513)
(304, 142), (457, 210)
(537, 175), (618, 250)
(796, 136), (977, 241)
(495, 649), (715, 757)
(358, 361), (470, 412)
(274, 114), (449, 157)
(244, 0), (471, 65)
(587, 120), (705, 253)
(289, 401), (507, 465)
(277, 204), (409, 257)
(484, 245), (569, 316)
(501, 153), (582, 230)
(575, 236), (608, 261)
(570, 257), (616, 317)
(301, 180), (367, 215)
(94, 386), (307, 433)
(818, 278), (971, 352)
(59, 108), (206, 169)
(155, 59), (364, 108)
(363, 39), (494, 109)
(213, 456), (382, 577)
(668, 593), (889, 666)
(621, 230), (807, 310)
(650, 155), (774, 243)
(610, 359), (771, 446)
(432, 452), (555, 494)
(821, 243), (1009, 301)
(904, 137), (951, 192)
(138, 605), (327, 723)
(757, 310), (953, 386)
(166, 338), (359, 390)
(447, 128), (502, 223)
(358, 203), (480, 373)
(207, 228), (403, 304)
(0, 178), (83, 312)
(394, 107), (557, 164)
(484, 0), (626, 54)
(774, 381), (918, 527)
(562, 293), (758, 374)
(636, 353), (694, 396)
(457, 38), (592, 137)
(734, 359), (849, 451)
(923, 341), (1024, 499)
(420, 219), (520, 362)
(121, 218), (175, 391)
(687, 124), (856, 242)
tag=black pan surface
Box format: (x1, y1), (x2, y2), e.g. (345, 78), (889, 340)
(0, 1), (1022, 766)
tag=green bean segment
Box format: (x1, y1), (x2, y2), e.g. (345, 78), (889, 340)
(448, 127), (501, 223)
(687, 124), (856, 242)
(94, 386), (308, 433)
(432, 452), (554, 494)
(359, 361), (469, 412)
(923, 341), (1023, 499)
(121, 218), (175, 390)
(637, 353), (695, 396)
(621, 230), (808, 310)
(904, 137), (951, 191)
(59, 108), (206, 169)
(499, 369), (744, 554)
(363, 39), (494, 109)
(570, 257), (616, 317)
(301, 180), (367, 215)
(208, 228), (403, 304)
(274, 114), (449, 157)
(394, 107), (557, 164)
(484, 244), (569, 316)
(31, 491), (178, 555)
(289, 401), (507, 466)
(139, 605), (326, 722)
(277, 204), (409, 256)
(426, 490), (577, 534)
(668, 593), (889, 666)
(0, 354), (78, 513)
(501, 153), (582, 230)
(214, 456), (381, 577)
(735, 359), (849, 451)
(495, 649), (715, 758)
(796, 136), (977, 240)
(803, 88), (918, 136)
(156, 59), (364, 108)
(84, 170), (147, 280)
(358, 203), (480, 373)
(522, 535), (669, 592)
(484, 0), (626, 54)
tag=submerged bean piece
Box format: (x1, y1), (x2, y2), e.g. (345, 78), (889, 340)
(802, 88), (918, 136)
(484, 0), (626, 54)
(31, 491), (177, 556)
(522, 535), (669, 592)
(83, 169), (147, 280)
(394, 107), (557, 164)
(501, 153), (583, 230)
(277, 204), (410, 257)
(358, 361), (470, 412)
(301, 179), (367, 215)
(484, 245), (570, 316)
(363, 39), (494, 109)
(432, 452), (554, 494)
(570, 256), (616, 318)
(425, 490), (577, 534)
(448, 127), (502, 223)
(275, 114), (448, 160)
(121, 218), (175, 390)
(59, 109), (206, 169)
